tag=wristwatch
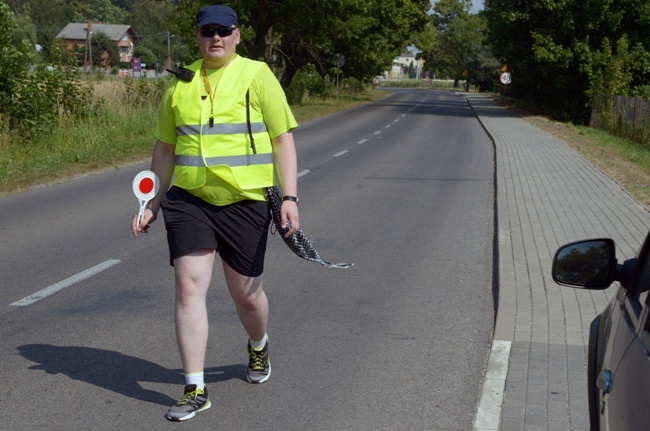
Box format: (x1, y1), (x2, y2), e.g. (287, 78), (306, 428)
(282, 195), (299, 203)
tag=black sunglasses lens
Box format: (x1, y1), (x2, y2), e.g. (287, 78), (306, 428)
(200, 27), (234, 38)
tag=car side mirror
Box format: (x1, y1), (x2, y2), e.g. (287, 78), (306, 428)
(552, 239), (617, 289)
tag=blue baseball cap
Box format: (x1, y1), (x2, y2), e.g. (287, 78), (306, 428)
(196, 5), (238, 28)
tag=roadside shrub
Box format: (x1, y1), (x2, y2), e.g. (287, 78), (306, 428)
(285, 73), (307, 105)
(7, 51), (93, 139)
(304, 69), (334, 99)
(123, 77), (167, 107)
(341, 77), (367, 93)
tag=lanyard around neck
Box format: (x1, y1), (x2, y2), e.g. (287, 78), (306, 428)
(201, 64), (217, 127)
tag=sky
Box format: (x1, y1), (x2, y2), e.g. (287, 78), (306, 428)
(430, 0), (484, 14)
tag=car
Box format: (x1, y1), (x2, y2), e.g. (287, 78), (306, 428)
(552, 235), (650, 431)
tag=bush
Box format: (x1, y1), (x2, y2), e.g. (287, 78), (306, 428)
(304, 69), (334, 99)
(123, 76), (167, 107)
(341, 77), (367, 93)
(285, 73), (308, 105)
(5, 44), (93, 140)
(285, 64), (336, 104)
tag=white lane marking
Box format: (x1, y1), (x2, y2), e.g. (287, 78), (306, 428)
(333, 150), (348, 157)
(357, 139), (368, 145)
(298, 169), (311, 178)
(393, 119), (400, 123)
(10, 259), (122, 306)
(374, 131), (382, 135)
(385, 125), (391, 129)
(473, 340), (512, 430)
(401, 114), (406, 118)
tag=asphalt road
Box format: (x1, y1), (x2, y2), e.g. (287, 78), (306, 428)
(0, 89), (495, 430)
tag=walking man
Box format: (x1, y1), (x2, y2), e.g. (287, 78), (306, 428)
(131, 4), (299, 422)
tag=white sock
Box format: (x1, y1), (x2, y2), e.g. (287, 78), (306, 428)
(185, 371), (205, 390)
(250, 333), (268, 350)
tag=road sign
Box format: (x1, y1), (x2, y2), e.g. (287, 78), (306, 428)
(333, 53), (345, 67)
(501, 64), (508, 72)
(500, 72), (512, 85)
(133, 170), (159, 226)
(462, 69), (468, 77)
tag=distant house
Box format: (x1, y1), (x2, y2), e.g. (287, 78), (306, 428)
(56, 21), (138, 65)
(387, 52), (424, 79)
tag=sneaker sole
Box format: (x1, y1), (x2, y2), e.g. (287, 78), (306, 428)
(165, 399), (212, 422)
(247, 362), (271, 384)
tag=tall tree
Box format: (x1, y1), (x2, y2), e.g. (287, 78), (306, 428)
(484, 0), (650, 122)
(0, 2), (32, 105)
(416, 0), (489, 85)
(170, 0), (429, 87)
(128, 0), (175, 68)
(91, 30), (120, 68)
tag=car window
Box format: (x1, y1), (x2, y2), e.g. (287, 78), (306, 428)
(635, 249), (650, 315)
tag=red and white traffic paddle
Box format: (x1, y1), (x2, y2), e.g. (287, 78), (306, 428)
(132, 170), (160, 226)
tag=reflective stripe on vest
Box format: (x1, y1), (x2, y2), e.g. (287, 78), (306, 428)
(176, 122), (268, 136)
(175, 153), (274, 167)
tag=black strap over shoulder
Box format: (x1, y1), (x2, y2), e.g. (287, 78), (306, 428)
(245, 89), (257, 155)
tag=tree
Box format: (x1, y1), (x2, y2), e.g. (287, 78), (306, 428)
(0, 2), (32, 106)
(416, 0), (491, 86)
(91, 30), (120, 68)
(78, 0), (129, 24)
(484, 0), (650, 123)
(133, 45), (157, 69)
(0, 3), (91, 136)
(170, 0), (430, 87)
(128, 0), (175, 68)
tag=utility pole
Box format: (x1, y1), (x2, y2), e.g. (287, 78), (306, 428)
(166, 30), (172, 71)
(87, 20), (93, 75)
(84, 28), (88, 73)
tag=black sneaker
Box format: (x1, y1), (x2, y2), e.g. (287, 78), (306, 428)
(247, 340), (271, 383)
(165, 384), (211, 421)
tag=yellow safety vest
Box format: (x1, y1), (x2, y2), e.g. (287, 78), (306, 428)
(171, 56), (275, 191)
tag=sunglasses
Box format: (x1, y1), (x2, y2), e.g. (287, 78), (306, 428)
(199, 27), (236, 38)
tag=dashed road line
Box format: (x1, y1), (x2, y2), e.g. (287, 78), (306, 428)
(333, 150), (348, 157)
(11, 259), (122, 306)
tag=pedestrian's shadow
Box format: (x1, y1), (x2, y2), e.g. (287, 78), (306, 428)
(17, 344), (245, 406)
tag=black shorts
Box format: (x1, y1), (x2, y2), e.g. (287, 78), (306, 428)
(160, 186), (271, 277)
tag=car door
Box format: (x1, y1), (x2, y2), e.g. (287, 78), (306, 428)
(599, 248), (650, 430)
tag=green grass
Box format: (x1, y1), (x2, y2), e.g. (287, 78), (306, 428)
(576, 126), (650, 171)
(377, 79), (456, 89)
(0, 103), (159, 195)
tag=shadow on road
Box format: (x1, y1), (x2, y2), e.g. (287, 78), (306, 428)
(17, 344), (244, 405)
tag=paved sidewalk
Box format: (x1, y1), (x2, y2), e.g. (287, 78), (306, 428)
(466, 95), (650, 430)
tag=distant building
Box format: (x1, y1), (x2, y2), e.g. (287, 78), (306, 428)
(56, 21), (138, 65)
(387, 53), (424, 79)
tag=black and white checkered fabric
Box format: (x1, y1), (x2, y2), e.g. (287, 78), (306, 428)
(266, 186), (352, 269)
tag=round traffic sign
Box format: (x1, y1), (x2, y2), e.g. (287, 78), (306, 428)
(133, 170), (159, 201)
(500, 72), (512, 85)
(133, 170), (160, 226)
